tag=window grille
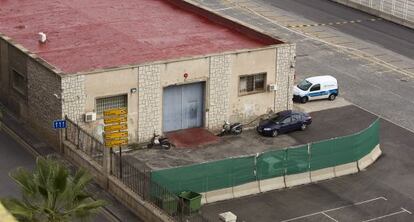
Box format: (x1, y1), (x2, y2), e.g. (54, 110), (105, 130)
(96, 95), (127, 115)
(239, 73), (266, 95)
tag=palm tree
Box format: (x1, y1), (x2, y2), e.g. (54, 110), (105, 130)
(1, 156), (106, 222)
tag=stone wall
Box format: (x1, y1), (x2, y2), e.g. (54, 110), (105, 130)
(27, 59), (62, 147)
(274, 44), (296, 112)
(208, 55), (231, 130)
(138, 65), (162, 142)
(331, 0), (414, 29)
(61, 75), (86, 123)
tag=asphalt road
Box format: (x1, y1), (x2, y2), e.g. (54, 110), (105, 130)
(0, 130), (110, 222)
(261, 0), (414, 58)
(200, 106), (414, 222)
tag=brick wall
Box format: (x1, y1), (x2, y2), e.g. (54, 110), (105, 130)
(27, 58), (62, 147)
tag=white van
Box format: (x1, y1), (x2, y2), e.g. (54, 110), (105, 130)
(293, 75), (338, 103)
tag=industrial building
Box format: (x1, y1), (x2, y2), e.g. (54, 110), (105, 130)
(0, 0), (296, 145)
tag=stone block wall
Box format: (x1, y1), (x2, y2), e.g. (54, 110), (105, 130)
(331, 0), (414, 29)
(137, 65), (162, 142)
(61, 75), (86, 123)
(275, 44), (296, 112)
(208, 55), (231, 130)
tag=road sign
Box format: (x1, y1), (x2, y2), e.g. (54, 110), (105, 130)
(105, 131), (128, 140)
(104, 116), (127, 124)
(53, 120), (67, 129)
(104, 123), (128, 132)
(104, 108), (127, 116)
(105, 138), (128, 147)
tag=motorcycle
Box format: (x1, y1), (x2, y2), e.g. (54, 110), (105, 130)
(217, 121), (243, 136)
(147, 132), (173, 150)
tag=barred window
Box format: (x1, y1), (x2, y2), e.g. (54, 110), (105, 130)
(96, 95), (127, 116)
(239, 73), (266, 95)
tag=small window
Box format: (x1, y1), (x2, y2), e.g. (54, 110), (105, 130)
(310, 84), (320, 92)
(96, 95), (127, 116)
(12, 70), (26, 95)
(239, 73), (266, 95)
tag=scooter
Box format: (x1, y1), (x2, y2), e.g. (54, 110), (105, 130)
(147, 132), (173, 150)
(217, 121), (243, 136)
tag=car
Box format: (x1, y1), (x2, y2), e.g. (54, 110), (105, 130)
(293, 75), (338, 103)
(256, 110), (312, 137)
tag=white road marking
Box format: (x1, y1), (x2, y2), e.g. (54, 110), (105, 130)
(322, 212), (338, 222)
(281, 197), (387, 222)
(214, 7), (235, 11)
(361, 208), (412, 222)
(402, 207), (412, 214)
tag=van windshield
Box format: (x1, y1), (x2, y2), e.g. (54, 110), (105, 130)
(297, 80), (312, 91)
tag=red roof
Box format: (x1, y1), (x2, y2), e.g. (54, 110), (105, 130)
(0, 0), (272, 74)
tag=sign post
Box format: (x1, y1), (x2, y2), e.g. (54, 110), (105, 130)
(103, 108), (128, 179)
(53, 119), (67, 154)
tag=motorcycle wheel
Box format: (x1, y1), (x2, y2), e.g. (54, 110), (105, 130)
(233, 128), (243, 135)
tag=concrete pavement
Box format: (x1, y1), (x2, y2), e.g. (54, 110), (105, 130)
(192, 0), (414, 134)
(199, 106), (414, 222)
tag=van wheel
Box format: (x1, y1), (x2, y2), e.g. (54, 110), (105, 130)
(301, 96), (308, 104)
(328, 94), (336, 101)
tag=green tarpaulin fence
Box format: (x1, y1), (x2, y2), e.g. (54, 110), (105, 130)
(151, 119), (380, 194)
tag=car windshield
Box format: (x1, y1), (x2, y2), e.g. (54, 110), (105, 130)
(297, 80), (312, 91)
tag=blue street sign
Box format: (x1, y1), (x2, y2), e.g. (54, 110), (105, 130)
(53, 120), (67, 129)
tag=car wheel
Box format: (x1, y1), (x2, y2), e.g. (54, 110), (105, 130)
(301, 96), (308, 104)
(328, 94), (336, 101)
(301, 123), (307, 131)
(272, 130), (278, 137)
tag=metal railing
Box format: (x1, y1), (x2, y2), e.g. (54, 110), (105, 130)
(64, 117), (213, 221)
(65, 117), (104, 166)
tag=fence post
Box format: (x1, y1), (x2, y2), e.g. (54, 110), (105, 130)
(102, 147), (112, 188)
(76, 124), (80, 148)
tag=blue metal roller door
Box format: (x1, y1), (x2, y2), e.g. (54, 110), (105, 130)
(163, 82), (204, 132)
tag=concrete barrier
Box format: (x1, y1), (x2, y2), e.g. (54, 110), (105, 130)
(204, 187), (234, 203)
(310, 167), (335, 182)
(358, 144), (382, 170)
(370, 145), (382, 162)
(232, 181), (260, 198)
(285, 172), (311, 187)
(334, 162), (359, 177)
(258, 176), (286, 192)
(358, 153), (374, 170)
(200, 193), (207, 205)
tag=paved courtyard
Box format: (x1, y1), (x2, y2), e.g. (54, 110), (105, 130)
(127, 99), (376, 170)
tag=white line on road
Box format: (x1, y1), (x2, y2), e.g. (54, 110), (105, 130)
(402, 207), (412, 214)
(214, 7), (235, 12)
(361, 208), (411, 222)
(280, 197), (387, 222)
(322, 212), (338, 222)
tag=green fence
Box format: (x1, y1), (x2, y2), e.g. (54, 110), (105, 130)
(152, 119), (380, 194)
